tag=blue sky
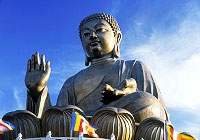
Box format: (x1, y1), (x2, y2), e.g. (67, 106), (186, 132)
(0, 0), (200, 138)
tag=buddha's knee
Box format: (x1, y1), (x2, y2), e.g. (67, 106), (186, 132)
(111, 91), (167, 123)
(136, 117), (196, 140)
(41, 105), (84, 137)
(135, 117), (170, 140)
(91, 107), (136, 140)
(0, 110), (41, 140)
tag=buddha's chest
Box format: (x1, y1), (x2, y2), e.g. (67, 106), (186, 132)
(74, 63), (119, 102)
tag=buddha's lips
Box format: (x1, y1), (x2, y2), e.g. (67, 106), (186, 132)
(89, 41), (100, 46)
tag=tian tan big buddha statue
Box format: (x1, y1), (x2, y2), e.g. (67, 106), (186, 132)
(1, 13), (172, 140)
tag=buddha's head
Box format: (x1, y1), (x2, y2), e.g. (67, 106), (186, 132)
(79, 13), (122, 66)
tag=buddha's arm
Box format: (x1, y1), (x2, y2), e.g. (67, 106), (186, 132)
(25, 52), (52, 118)
(26, 86), (51, 118)
(131, 61), (161, 99)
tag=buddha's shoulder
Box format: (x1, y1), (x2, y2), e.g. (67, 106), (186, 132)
(62, 68), (86, 85)
(72, 60), (145, 75)
(117, 59), (144, 66)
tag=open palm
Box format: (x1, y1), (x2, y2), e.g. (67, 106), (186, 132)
(25, 52), (51, 98)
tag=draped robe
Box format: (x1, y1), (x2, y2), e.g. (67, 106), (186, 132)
(27, 59), (170, 122)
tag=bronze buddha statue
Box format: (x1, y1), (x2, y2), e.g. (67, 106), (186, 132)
(1, 13), (171, 140)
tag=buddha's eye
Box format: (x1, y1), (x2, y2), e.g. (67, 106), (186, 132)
(96, 28), (107, 33)
(82, 32), (90, 38)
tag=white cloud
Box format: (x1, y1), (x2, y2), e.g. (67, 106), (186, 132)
(13, 87), (25, 110)
(121, 2), (200, 116)
(179, 121), (200, 139)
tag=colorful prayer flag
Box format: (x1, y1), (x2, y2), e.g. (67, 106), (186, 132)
(177, 133), (196, 140)
(165, 121), (175, 140)
(71, 110), (99, 138)
(0, 119), (15, 134)
(164, 121), (196, 140)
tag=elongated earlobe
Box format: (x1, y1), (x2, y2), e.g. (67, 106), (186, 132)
(85, 56), (91, 66)
(112, 31), (122, 58)
(112, 45), (120, 58)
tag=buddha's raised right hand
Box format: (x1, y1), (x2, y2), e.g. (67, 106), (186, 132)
(25, 52), (51, 99)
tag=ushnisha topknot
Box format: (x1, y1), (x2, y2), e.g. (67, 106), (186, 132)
(79, 13), (121, 40)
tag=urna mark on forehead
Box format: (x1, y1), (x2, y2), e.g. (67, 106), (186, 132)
(79, 13), (121, 39)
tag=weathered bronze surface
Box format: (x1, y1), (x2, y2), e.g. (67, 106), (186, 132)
(0, 110), (41, 140)
(135, 117), (167, 140)
(56, 13), (170, 123)
(41, 105), (83, 137)
(2, 13), (176, 140)
(91, 107), (136, 139)
(25, 52), (51, 118)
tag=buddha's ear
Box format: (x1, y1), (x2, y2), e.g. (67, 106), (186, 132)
(116, 31), (122, 46)
(85, 55), (91, 66)
(112, 31), (122, 58)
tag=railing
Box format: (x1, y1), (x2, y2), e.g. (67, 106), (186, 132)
(16, 131), (115, 140)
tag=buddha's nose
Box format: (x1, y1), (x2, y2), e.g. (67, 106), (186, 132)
(89, 30), (97, 39)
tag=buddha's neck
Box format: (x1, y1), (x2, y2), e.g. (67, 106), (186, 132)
(91, 55), (116, 66)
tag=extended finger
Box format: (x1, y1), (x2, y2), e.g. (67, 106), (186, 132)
(100, 98), (105, 104)
(40, 61), (51, 84)
(114, 90), (125, 96)
(44, 61), (51, 76)
(101, 91), (105, 95)
(35, 52), (40, 70)
(100, 96), (106, 103)
(31, 54), (35, 71)
(100, 97), (109, 105)
(27, 59), (31, 72)
(40, 55), (46, 71)
(105, 84), (114, 91)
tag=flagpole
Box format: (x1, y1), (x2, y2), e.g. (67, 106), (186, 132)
(164, 120), (166, 140)
(70, 109), (74, 139)
(70, 129), (72, 139)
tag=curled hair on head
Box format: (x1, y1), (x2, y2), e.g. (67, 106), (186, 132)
(79, 13), (121, 40)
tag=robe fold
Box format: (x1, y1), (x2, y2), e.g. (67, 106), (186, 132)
(26, 60), (170, 121)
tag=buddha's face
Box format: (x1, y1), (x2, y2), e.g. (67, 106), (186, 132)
(80, 19), (116, 58)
